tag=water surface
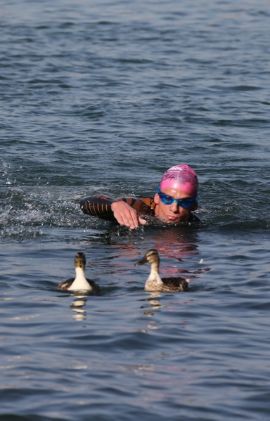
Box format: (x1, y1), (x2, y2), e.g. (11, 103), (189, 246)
(0, 0), (270, 419)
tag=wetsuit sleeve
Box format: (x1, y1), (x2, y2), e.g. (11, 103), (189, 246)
(80, 196), (115, 221)
(80, 196), (154, 222)
(123, 197), (154, 214)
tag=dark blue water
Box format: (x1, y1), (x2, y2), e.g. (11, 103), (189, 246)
(1, 0), (270, 419)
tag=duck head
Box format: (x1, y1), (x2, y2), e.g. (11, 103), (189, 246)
(74, 252), (86, 270)
(137, 249), (160, 266)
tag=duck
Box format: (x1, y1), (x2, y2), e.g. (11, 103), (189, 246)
(57, 252), (100, 293)
(136, 248), (189, 292)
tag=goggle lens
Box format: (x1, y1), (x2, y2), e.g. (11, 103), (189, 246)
(158, 190), (197, 209)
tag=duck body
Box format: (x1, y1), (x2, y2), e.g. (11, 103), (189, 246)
(57, 252), (100, 293)
(137, 249), (189, 293)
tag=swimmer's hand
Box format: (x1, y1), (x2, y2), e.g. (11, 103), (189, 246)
(111, 200), (147, 230)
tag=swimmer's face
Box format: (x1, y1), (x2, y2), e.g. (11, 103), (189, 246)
(154, 187), (197, 224)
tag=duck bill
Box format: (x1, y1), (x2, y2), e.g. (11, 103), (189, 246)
(136, 256), (147, 265)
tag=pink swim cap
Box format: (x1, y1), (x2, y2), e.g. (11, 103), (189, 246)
(160, 164), (198, 196)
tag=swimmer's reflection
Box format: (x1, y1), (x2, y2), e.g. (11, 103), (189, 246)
(139, 227), (202, 280)
(104, 224), (199, 254)
(148, 226), (199, 260)
(85, 224), (199, 264)
(136, 228), (209, 297)
(83, 224), (208, 292)
(70, 294), (88, 321)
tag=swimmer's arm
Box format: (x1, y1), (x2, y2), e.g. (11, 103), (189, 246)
(80, 196), (115, 221)
(111, 198), (147, 229)
(80, 196), (148, 228)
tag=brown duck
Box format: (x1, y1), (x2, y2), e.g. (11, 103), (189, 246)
(137, 248), (189, 292)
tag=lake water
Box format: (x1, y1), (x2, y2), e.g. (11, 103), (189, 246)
(1, 0), (270, 419)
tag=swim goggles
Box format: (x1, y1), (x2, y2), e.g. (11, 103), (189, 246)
(157, 190), (197, 209)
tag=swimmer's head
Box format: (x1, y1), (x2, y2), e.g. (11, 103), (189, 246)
(160, 164), (198, 196)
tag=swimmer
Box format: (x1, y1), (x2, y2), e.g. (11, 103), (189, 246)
(80, 164), (200, 229)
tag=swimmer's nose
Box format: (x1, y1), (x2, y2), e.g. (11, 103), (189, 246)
(170, 201), (179, 212)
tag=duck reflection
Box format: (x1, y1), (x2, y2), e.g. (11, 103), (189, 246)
(142, 292), (163, 316)
(70, 294), (88, 321)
